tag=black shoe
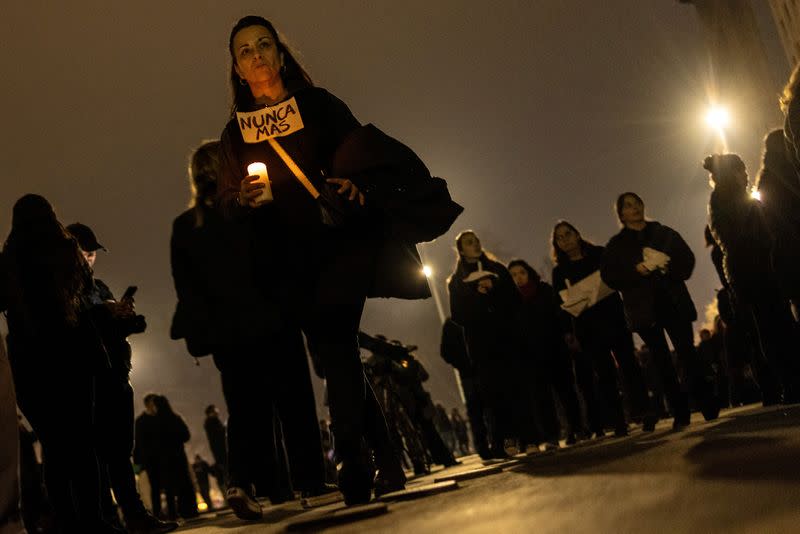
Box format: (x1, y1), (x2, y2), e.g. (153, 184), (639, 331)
(442, 458), (462, 468)
(614, 424), (629, 438)
(126, 513), (179, 534)
(671, 418), (690, 432)
(701, 405), (720, 421)
(565, 433), (577, 446)
(374, 461), (406, 499)
(226, 485), (263, 520)
(338, 459), (374, 505)
(642, 415), (658, 432)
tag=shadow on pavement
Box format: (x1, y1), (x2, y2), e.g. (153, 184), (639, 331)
(508, 405), (800, 482)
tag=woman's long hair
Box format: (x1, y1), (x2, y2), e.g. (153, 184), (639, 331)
(228, 15), (313, 117)
(550, 220), (596, 265)
(188, 139), (221, 226)
(3, 194), (90, 330)
(780, 62), (800, 114)
(755, 129), (800, 200)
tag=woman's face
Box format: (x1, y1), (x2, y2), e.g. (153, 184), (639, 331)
(554, 224), (580, 256)
(232, 25), (284, 88)
(459, 233), (482, 260)
(620, 195), (645, 225)
(509, 265), (529, 287)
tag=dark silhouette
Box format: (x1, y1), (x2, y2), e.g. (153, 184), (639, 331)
(705, 154), (800, 403)
(1, 194), (118, 533)
(151, 395), (197, 521)
(448, 231), (522, 458)
(191, 455), (213, 511)
(170, 139), (330, 519)
(202, 405), (227, 492)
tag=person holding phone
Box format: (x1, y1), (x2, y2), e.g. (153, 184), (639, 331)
(66, 223), (176, 534)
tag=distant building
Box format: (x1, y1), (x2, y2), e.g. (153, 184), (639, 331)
(768, 0), (800, 67)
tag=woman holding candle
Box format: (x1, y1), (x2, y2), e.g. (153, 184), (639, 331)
(216, 16), (409, 506)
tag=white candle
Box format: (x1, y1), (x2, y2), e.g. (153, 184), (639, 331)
(246, 162), (273, 204)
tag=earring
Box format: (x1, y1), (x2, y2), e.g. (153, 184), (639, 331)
(239, 78), (247, 86)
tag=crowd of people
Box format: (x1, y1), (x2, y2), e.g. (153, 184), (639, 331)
(1, 12), (799, 534)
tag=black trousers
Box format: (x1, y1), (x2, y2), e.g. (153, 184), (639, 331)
(531, 354), (583, 441)
(11, 352), (102, 533)
(637, 319), (692, 422)
(262, 230), (398, 470)
(95, 373), (148, 522)
(213, 329), (325, 494)
(748, 295), (800, 401)
(457, 371), (489, 454)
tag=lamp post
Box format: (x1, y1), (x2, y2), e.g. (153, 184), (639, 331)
(418, 248), (466, 404)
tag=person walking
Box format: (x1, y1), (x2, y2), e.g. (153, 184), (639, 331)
(448, 231), (522, 458)
(601, 192), (716, 431)
(214, 15), (436, 505)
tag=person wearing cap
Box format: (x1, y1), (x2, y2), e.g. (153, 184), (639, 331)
(66, 223), (177, 534)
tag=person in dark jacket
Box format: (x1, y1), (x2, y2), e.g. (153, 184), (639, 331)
(754, 129), (800, 310)
(448, 231), (522, 458)
(170, 139), (330, 518)
(215, 16), (409, 505)
(439, 317), (490, 456)
(150, 396), (196, 521)
(551, 221), (652, 435)
(705, 154), (800, 403)
(191, 455), (214, 511)
(601, 192), (714, 431)
(704, 226), (780, 405)
(508, 259), (583, 446)
(66, 222), (177, 534)
(1, 194), (118, 533)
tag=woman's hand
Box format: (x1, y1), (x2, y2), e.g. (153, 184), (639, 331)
(239, 174), (267, 207)
(327, 178), (365, 206)
(635, 262), (651, 276)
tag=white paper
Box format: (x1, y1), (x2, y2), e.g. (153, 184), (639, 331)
(642, 247), (670, 272)
(236, 96), (305, 143)
(559, 270), (615, 317)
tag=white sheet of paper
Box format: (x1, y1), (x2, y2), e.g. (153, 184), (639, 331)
(642, 247), (670, 271)
(236, 96), (305, 143)
(559, 270), (615, 317)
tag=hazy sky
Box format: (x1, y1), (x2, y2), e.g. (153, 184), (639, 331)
(1, 1), (791, 458)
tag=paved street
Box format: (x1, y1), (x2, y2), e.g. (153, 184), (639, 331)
(178, 403), (800, 533)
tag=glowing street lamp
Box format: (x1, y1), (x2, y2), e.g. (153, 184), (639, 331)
(705, 106), (730, 129)
(750, 189), (761, 201)
(422, 265), (433, 278)
(705, 106), (730, 152)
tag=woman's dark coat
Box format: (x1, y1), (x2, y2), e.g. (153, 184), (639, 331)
(170, 206), (283, 357)
(601, 221), (696, 331)
(448, 255), (521, 381)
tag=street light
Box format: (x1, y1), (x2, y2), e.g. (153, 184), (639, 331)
(422, 265), (433, 278)
(705, 106), (730, 129)
(705, 105), (730, 152)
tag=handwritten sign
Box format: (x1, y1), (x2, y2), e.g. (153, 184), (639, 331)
(236, 96), (304, 143)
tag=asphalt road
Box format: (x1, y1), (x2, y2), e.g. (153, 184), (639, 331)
(177, 403), (800, 533)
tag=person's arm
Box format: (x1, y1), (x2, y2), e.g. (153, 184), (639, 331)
(662, 226), (695, 281)
(177, 415), (191, 444)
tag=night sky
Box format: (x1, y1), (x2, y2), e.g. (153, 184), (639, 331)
(0, 1), (791, 458)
